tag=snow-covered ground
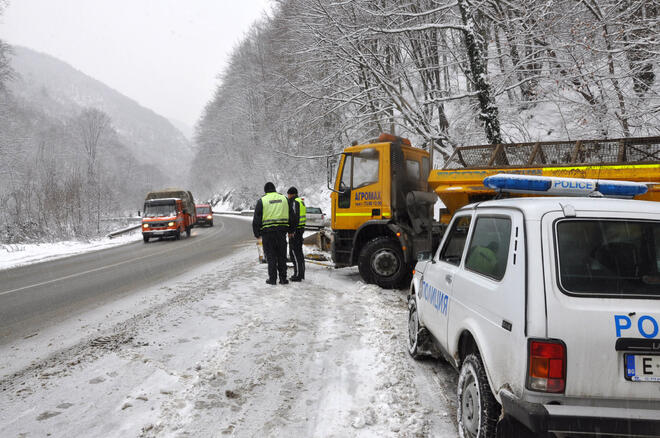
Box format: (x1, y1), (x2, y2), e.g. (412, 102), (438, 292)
(0, 230), (142, 271)
(0, 242), (458, 437)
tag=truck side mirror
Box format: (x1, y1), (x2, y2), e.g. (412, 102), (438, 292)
(327, 157), (343, 194)
(327, 160), (334, 190)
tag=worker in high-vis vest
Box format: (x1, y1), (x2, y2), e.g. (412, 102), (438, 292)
(287, 186), (306, 281)
(252, 182), (293, 285)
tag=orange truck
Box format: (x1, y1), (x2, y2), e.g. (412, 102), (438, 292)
(141, 189), (196, 243)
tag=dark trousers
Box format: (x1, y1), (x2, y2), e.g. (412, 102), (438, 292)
(289, 229), (305, 279)
(262, 230), (288, 282)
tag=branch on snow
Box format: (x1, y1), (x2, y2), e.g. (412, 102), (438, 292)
(273, 150), (341, 159)
(368, 23), (468, 35)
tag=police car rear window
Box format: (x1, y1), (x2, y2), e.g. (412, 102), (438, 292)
(556, 220), (660, 297)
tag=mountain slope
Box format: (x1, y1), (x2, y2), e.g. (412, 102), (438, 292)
(8, 45), (191, 178)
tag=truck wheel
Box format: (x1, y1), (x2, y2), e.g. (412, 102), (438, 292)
(143, 235), (149, 243)
(175, 229), (181, 240)
(186, 226), (191, 237)
(457, 353), (500, 438)
(358, 237), (410, 289)
(408, 296), (430, 359)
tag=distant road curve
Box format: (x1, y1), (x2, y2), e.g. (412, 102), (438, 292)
(0, 215), (253, 343)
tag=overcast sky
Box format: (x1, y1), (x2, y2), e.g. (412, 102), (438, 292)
(0, 0), (272, 129)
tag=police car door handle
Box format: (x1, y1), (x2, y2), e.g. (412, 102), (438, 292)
(445, 274), (453, 284)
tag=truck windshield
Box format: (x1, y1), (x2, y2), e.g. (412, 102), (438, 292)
(556, 219), (660, 297)
(144, 204), (176, 218)
(197, 206), (210, 214)
(352, 152), (379, 189)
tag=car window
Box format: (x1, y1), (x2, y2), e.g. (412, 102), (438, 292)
(556, 219), (660, 297)
(197, 206), (210, 214)
(439, 215), (472, 265)
(307, 207), (321, 214)
(144, 204), (176, 217)
(465, 216), (512, 280)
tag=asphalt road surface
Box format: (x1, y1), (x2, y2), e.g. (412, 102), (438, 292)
(0, 215), (254, 344)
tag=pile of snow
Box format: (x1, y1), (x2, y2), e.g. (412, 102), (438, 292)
(0, 231), (142, 271)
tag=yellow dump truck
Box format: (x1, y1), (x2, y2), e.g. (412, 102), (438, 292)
(329, 135), (660, 288)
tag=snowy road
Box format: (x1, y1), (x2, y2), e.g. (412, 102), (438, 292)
(0, 216), (253, 343)
(0, 220), (458, 437)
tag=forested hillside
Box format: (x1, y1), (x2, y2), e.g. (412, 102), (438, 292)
(0, 45), (191, 243)
(192, 0), (659, 205)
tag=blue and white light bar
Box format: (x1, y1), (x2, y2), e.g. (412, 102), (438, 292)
(483, 173), (648, 198)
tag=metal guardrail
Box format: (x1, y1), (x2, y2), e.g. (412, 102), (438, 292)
(213, 210), (254, 216)
(107, 224), (142, 239)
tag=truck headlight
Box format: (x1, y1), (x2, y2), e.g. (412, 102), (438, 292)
(168, 222), (175, 227)
(207, 215), (213, 219)
(143, 224), (149, 228)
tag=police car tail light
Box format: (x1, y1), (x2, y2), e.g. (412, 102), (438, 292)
(527, 339), (566, 393)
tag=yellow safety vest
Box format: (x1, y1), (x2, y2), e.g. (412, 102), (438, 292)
(261, 192), (289, 230)
(295, 197), (306, 229)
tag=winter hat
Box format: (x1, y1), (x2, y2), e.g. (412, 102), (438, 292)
(287, 186), (298, 195)
(264, 182), (276, 193)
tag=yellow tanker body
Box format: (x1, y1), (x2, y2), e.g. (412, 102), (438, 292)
(430, 137), (660, 222)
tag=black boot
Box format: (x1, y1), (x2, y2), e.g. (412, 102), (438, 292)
(266, 279), (276, 285)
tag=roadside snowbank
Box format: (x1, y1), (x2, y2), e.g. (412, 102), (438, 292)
(0, 231), (143, 271)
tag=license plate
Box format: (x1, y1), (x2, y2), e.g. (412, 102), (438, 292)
(624, 354), (660, 382)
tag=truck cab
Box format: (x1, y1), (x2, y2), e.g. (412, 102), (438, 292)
(142, 198), (191, 242)
(409, 177), (660, 437)
(330, 133), (434, 288)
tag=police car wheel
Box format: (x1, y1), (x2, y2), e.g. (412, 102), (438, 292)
(457, 353), (500, 438)
(408, 297), (428, 359)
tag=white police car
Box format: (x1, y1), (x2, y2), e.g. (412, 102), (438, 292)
(408, 174), (660, 437)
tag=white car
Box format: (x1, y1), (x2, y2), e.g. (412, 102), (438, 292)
(305, 206), (328, 228)
(409, 189), (660, 437)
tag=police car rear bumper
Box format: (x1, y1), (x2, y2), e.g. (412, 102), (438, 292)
(501, 391), (660, 436)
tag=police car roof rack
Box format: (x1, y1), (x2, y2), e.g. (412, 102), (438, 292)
(483, 173), (648, 199)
